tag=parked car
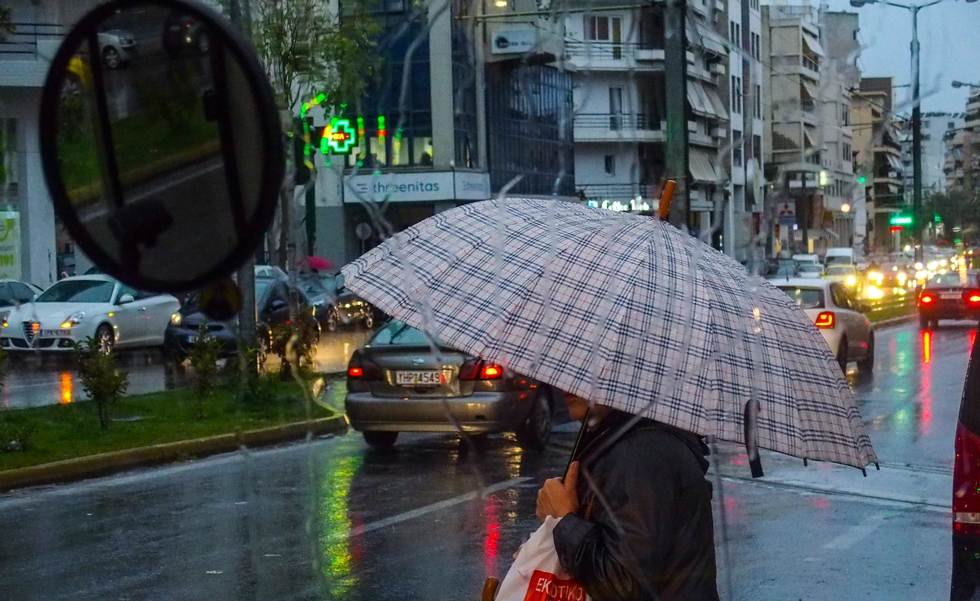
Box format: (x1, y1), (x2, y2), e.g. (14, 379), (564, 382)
(0, 275), (179, 354)
(97, 27), (138, 69)
(952, 313), (980, 599)
(345, 320), (555, 450)
(162, 11), (210, 56)
(775, 278), (874, 373)
(163, 274), (314, 361)
(916, 272), (980, 329)
(300, 273), (376, 332)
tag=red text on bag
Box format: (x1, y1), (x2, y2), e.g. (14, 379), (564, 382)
(523, 570), (587, 601)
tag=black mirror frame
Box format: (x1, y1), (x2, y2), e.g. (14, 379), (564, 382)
(38, 0), (284, 294)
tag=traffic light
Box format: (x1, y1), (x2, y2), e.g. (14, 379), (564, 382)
(857, 176), (867, 185)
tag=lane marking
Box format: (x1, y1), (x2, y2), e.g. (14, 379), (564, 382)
(720, 475), (950, 513)
(822, 512), (890, 550)
(335, 477), (530, 540)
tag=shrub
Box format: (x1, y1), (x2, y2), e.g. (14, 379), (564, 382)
(74, 337), (129, 429)
(187, 325), (224, 418)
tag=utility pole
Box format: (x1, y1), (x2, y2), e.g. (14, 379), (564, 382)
(910, 4), (923, 263)
(664, 0), (689, 230)
(230, 0), (257, 375)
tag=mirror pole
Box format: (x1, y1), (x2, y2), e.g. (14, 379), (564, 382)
(230, 0), (258, 377)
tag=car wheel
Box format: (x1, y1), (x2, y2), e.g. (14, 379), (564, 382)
(95, 324), (115, 355)
(363, 431), (398, 449)
(326, 310), (338, 333)
(857, 332), (874, 373)
(836, 337), (848, 374)
(919, 315), (930, 329)
(103, 47), (121, 69)
(363, 313), (375, 329)
(516, 390), (552, 450)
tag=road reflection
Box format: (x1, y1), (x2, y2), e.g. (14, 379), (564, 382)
(60, 372), (73, 404)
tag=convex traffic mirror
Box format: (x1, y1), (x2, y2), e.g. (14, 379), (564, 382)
(39, 0), (284, 293)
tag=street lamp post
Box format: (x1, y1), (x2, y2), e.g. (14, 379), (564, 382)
(850, 0), (976, 263)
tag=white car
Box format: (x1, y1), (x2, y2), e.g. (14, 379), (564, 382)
(98, 29), (139, 69)
(775, 278), (874, 373)
(0, 275), (179, 354)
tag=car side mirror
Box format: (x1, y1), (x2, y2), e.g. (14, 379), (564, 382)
(859, 302), (872, 313)
(118, 293), (135, 304)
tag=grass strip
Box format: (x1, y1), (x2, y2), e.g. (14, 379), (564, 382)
(0, 378), (335, 472)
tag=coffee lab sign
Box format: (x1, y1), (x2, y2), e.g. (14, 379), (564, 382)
(345, 171), (491, 203)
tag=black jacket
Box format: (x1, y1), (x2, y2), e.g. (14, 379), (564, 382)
(552, 411), (720, 601)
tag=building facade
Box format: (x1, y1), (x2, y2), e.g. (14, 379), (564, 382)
(562, 0), (765, 261)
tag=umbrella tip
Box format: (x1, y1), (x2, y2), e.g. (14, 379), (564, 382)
(875, 462), (880, 471)
(803, 458), (808, 467)
(861, 468), (867, 477)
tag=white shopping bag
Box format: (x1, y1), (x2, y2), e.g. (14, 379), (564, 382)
(495, 516), (592, 601)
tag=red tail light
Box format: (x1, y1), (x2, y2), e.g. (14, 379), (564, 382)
(920, 293), (935, 305)
(459, 359), (505, 380)
(967, 291), (980, 304)
(954, 422), (980, 535)
(814, 311), (835, 329)
(347, 353), (382, 380)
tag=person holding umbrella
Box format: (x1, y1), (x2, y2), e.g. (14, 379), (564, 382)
(536, 392), (719, 600)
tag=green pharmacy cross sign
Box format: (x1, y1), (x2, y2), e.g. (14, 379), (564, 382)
(323, 117), (356, 155)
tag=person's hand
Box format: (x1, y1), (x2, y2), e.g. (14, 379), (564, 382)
(536, 461), (580, 522)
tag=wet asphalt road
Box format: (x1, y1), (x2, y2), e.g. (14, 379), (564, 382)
(0, 320), (973, 600)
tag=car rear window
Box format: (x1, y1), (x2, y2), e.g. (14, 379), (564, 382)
(777, 287), (824, 309)
(370, 320), (440, 346)
(824, 265), (854, 276)
(926, 273), (966, 288)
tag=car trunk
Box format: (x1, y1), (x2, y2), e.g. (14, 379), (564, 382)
(361, 345), (475, 398)
(923, 286), (979, 313)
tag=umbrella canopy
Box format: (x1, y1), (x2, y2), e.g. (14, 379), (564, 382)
(302, 256), (333, 272)
(341, 199), (876, 470)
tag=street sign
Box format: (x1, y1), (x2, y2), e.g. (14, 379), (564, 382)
(323, 117), (357, 154)
(890, 215), (913, 226)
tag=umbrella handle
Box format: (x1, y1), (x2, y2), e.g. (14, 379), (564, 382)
(564, 408), (592, 481)
(481, 577), (500, 601)
(658, 180), (677, 221)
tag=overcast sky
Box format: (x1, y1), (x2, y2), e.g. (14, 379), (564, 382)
(818, 0), (980, 114)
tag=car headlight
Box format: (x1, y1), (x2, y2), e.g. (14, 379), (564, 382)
(171, 312), (182, 326)
(60, 311), (85, 329)
(845, 276), (857, 287)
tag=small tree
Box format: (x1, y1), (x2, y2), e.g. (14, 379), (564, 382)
(187, 326), (225, 418)
(74, 337), (129, 429)
(270, 310), (319, 380)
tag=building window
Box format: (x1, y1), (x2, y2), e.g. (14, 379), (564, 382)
(753, 134), (762, 162)
(754, 84), (761, 118)
(585, 15), (622, 43)
(949, 121), (956, 129)
(842, 142), (851, 162)
(750, 32), (761, 60)
(733, 131), (743, 166)
(842, 104), (850, 126)
(731, 76), (742, 114)
(604, 155), (616, 175)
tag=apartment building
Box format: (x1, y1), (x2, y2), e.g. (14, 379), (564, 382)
(944, 90), (979, 194)
(852, 77), (906, 253)
(762, 3), (826, 255)
(563, 0), (764, 260)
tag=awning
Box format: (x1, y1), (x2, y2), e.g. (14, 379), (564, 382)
(801, 80), (819, 102)
(688, 18), (728, 56)
(802, 33), (824, 57)
(689, 148), (722, 183)
(803, 128), (817, 148)
(687, 80), (717, 118)
(704, 86), (730, 121)
(887, 153), (904, 173)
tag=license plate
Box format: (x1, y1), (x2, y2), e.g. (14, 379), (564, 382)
(396, 370), (442, 386)
(941, 292), (961, 300)
(40, 329), (70, 337)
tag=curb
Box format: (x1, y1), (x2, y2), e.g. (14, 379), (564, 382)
(0, 415), (348, 492)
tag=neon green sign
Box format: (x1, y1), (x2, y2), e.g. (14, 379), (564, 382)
(323, 117), (356, 155)
(890, 215), (913, 225)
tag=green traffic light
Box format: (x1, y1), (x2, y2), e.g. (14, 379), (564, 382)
(857, 176), (867, 184)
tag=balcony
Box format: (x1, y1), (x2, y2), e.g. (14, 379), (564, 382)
(578, 183), (659, 211)
(573, 113), (666, 143)
(564, 41), (664, 71)
(0, 22), (64, 87)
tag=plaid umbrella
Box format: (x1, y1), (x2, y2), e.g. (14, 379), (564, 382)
(341, 198), (877, 471)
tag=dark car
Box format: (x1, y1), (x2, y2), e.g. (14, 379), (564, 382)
(951, 316), (980, 600)
(300, 273), (376, 332)
(917, 272), (980, 329)
(345, 320), (554, 450)
(162, 11), (210, 56)
(163, 276), (311, 361)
